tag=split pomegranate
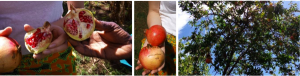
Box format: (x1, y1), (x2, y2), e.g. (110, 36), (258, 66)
(139, 46), (165, 70)
(24, 21), (53, 54)
(145, 25), (166, 46)
(0, 36), (21, 73)
(63, 5), (95, 41)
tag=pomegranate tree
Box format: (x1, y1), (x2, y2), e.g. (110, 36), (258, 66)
(139, 46), (165, 70)
(0, 36), (21, 73)
(24, 21), (53, 54)
(63, 5), (95, 41)
(145, 25), (166, 46)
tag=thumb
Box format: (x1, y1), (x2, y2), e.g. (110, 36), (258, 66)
(24, 24), (35, 32)
(95, 20), (118, 32)
(0, 27), (12, 37)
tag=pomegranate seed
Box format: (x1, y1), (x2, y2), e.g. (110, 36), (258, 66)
(66, 20), (78, 35)
(25, 28), (51, 48)
(79, 33), (82, 38)
(86, 24), (90, 29)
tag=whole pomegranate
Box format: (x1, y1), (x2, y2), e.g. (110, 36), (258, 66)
(0, 36), (21, 73)
(139, 46), (165, 70)
(24, 21), (53, 54)
(205, 58), (212, 64)
(290, 36), (295, 40)
(145, 25), (166, 46)
(63, 5), (95, 41)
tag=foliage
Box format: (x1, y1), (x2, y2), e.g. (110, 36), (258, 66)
(179, 1), (300, 75)
(179, 39), (210, 75)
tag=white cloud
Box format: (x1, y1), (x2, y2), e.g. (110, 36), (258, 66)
(177, 6), (193, 34)
(200, 4), (209, 11)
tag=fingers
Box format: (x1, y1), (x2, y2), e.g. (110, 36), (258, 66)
(150, 62), (164, 74)
(48, 26), (67, 48)
(24, 24), (35, 32)
(157, 61), (165, 71)
(0, 27), (12, 36)
(142, 70), (151, 75)
(67, 36), (92, 56)
(67, 36), (82, 47)
(33, 41), (68, 59)
(135, 61), (144, 70)
(143, 39), (148, 47)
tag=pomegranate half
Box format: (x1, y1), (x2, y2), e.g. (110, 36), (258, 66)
(0, 36), (21, 73)
(63, 5), (95, 41)
(24, 21), (53, 54)
(139, 46), (165, 70)
(145, 25), (166, 46)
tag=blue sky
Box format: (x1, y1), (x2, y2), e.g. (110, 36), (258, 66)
(177, 1), (300, 75)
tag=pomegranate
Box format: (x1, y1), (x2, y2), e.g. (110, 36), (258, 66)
(0, 36), (21, 73)
(63, 5), (95, 41)
(145, 25), (166, 46)
(139, 46), (165, 70)
(24, 21), (53, 54)
(206, 54), (212, 64)
(290, 36), (295, 40)
(205, 58), (212, 64)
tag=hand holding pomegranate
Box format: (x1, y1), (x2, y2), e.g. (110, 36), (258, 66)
(68, 20), (132, 60)
(24, 22), (68, 59)
(135, 40), (166, 75)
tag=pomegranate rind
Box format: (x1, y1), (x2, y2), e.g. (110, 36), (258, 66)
(24, 22), (53, 54)
(139, 46), (165, 70)
(64, 8), (95, 41)
(0, 37), (22, 73)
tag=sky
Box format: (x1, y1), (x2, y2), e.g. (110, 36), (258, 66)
(177, 1), (300, 75)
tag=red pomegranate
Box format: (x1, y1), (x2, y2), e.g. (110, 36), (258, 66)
(290, 36), (295, 40)
(205, 58), (212, 64)
(24, 21), (53, 54)
(145, 25), (166, 46)
(139, 46), (165, 70)
(0, 36), (21, 73)
(63, 5), (95, 41)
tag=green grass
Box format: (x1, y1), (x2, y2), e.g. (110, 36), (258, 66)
(134, 1), (149, 75)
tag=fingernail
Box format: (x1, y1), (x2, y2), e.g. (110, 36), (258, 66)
(48, 44), (56, 48)
(33, 54), (40, 59)
(33, 54), (37, 58)
(43, 50), (51, 54)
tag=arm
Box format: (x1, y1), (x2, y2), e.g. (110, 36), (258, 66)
(147, 1), (162, 28)
(67, 1), (85, 9)
(135, 1), (165, 75)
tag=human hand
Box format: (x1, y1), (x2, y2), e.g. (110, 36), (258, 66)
(135, 40), (165, 75)
(0, 27), (12, 37)
(24, 23), (68, 59)
(68, 19), (132, 60)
